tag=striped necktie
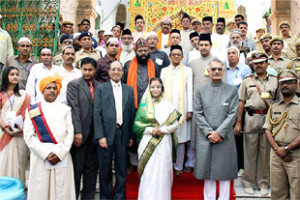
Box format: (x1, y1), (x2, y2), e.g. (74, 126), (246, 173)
(88, 81), (94, 101)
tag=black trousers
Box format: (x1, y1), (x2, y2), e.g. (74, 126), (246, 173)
(97, 128), (127, 200)
(71, 132), (98, 200)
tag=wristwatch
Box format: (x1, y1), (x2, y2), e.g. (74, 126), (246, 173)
(284, 146), (290, 153)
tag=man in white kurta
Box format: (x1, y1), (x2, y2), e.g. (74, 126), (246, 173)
(24, 76), (75, 200)
(160, 45), (193, 175)
(25, 48), (59, 105)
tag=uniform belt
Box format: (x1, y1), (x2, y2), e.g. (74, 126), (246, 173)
(116, 123), (122, 129)
(253, 109), (268, 115)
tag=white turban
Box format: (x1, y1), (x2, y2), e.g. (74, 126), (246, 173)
(18, 37), (32, 45)
(146, 31), (158, 40)
(41, 48), (52, 54)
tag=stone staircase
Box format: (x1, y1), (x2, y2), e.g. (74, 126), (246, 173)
(26, 167), (270, 199)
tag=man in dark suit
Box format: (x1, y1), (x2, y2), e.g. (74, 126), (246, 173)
(94, 60), (135, 199)
(67, 57), (99, 199)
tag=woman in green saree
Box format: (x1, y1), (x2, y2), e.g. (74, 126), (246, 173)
(134, 77), (181, 200)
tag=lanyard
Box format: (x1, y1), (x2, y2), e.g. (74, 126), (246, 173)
(6, 93), (15, 110)
(18, 60), (30, 74)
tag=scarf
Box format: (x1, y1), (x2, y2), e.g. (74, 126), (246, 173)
(157, 31), (170, 50)
(127, 57), (156, 108)
(164, 64), (186, 126)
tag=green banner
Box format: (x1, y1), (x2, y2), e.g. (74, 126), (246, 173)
(0, 0), (60, 58)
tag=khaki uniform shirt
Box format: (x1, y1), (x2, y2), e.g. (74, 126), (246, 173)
(52, 53), (63, 66)
(263, 96), (300, 144)
(0, 28), (14, 64)
(75, 48), (101, 69)
(268, 54), (295, 74)
(255, 40), (264, 52)
(293, 57), (300, 94)
(282, 35), (297, 59)
(239, 74), (279, 131)
(5, 55), (38, 89)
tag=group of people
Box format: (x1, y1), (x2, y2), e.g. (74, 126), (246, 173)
(0, 11), (299, 200)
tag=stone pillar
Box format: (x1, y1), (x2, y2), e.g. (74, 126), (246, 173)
(60, 0), (98, 34)
(290, 0), (300, 36)
(269, 0), (290, 36)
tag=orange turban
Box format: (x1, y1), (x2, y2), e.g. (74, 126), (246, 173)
(39, 75), (62, 95)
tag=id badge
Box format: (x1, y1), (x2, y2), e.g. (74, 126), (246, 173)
(261, 92), (270, 99)
(155, 58), (163, 65)
(6, 111), (16, 120)
(233, 77), (243, 86)
(204, 69), (209, 76)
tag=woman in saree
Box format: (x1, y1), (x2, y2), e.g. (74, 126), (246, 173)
(135, 77), (181, 200)
(0, 66), (31, 188)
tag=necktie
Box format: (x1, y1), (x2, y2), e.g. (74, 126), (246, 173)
(88, 81), (94, 101)
(115, 84), (123, 125)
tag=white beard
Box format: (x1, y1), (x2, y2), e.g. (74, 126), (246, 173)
(230, 41), (242, 49)
(122, 43), (133, 52)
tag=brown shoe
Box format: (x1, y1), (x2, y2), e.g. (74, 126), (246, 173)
(183, 166), (193, 173)
(175, 170), (183, 176)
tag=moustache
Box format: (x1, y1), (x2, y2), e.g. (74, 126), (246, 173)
(68, 58), (74, 61)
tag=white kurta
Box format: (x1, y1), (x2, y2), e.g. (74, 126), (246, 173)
(138, 99), (179, 200)
(180, 29), (193, 52)
(23, 101), (75, 200)
(25, 63), (59, 105)
(160, 65), (193, 143)
(56, 66), (82, 104)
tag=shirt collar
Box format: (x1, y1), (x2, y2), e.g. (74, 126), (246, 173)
(254, 72), (269, 80)
(279, 95), (299, 105)
(15, 55), (34, 63)
(110, 79), (121, 87)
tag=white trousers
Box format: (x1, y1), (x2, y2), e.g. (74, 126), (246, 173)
(204, 180), (230, 200)
(174, 143), (196, 170)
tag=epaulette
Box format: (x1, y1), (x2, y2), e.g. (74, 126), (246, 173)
(244, 74), (254, 79)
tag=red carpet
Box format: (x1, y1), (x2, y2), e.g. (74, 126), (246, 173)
(126, 172), (236, 199)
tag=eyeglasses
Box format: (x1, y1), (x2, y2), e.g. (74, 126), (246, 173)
(41, 54), (52, 56)
(210, 67), (223, 72)
(170, 53), (183, 57)
(20, 44), (31, 48)
(82, 23), (90, 26)
(279, 80), (297, 85)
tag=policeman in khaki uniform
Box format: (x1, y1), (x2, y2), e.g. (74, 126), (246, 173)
(235, 52), (279, 195)
(279, 21), (298, 60)
(268, 36), (295, 74)
(294, 39), (300, 96)
(263, 70), (299, 200)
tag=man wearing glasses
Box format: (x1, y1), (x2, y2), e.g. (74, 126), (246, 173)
(193, 58), (238, 200)
(5, 37), (38, 89)
(160, 45), (193, 176)
(79, 19), (98, 49)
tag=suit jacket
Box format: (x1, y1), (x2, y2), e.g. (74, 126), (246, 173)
(94, 81), (135, 147)
(67, 77), (100, 143)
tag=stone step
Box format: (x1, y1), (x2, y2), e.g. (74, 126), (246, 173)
(235, 174), (271, 199)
